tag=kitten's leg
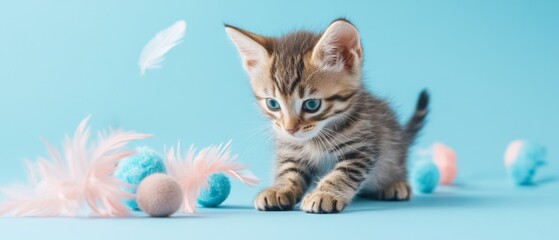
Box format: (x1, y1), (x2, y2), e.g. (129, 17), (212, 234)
(378, 180), (411, 201)
(359, 180), (411, 201)
(254, 156), (312, 211)
(358, 160), (411, 201)
(300, 155), (371, 214)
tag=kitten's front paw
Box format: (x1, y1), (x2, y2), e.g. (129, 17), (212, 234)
(379, 180), (411, 201)
(254, 187), (298, 211)
(300, 191), (346, 214)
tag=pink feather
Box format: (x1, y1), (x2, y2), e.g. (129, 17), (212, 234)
(0, 116), (151, 217)
(164, 141), (259, 213)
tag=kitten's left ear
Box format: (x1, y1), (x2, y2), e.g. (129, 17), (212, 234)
(224, 24), (272, 76)
(311, 19), (362, 73)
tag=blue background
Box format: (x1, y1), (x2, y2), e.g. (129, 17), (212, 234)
(0, 0), (558, 239)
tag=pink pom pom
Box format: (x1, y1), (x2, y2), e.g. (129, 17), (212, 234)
(504, 140), (523, 167)
(432, 142), (457, 185)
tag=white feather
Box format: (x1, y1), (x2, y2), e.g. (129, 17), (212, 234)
(139, 20), (187, 76)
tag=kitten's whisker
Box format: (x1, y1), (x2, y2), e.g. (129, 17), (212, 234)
(319, 130), (344, 161)
(322, 129), (369, 157)
(237, 125), (274, 157)
(315, 130), (339, 162)
(316, 132), (333, 165)
(313, 134), (327, 162)
(323, 128), (353, 142)
(237, 127), (270, 146)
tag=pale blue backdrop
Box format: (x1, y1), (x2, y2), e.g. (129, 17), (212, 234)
(0, 0), (558, 239)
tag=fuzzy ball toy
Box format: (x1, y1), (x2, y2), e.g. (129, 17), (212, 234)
(115, 147), (166, 210)
(504, 140), (546, 185)
(197, 173), (231, 207)
(164, 142), (259, 213)
(0, 117), (259, 218)
(432, 143), (457, 185)
(137, 173), (183, 217)
(410, 160), (440, 193)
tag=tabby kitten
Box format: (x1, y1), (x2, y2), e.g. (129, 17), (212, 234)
(225, 19), (429, 214)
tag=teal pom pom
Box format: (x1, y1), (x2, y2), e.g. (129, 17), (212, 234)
(509, 141), (546, 186)
(115, 147), (166, 210)
(410, 160), (440, 193)
(197, 173), (231, 207)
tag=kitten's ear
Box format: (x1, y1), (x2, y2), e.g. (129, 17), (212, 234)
(311, 19), (362, 72)
(225, 24), (272, 75)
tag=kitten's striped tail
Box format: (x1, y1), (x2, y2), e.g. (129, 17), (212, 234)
(403, 89), (430, 145)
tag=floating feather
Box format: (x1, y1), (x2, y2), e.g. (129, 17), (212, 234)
(139, 20), (187, 76)
(0, 116), (151, 217)
(164, 141), (259, 213)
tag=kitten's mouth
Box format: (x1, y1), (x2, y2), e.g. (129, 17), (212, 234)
(283, 128), (318, 142)
(274, 122), (326, 142)
(288, 134), (312, 141)
(275, 123), (326, 142)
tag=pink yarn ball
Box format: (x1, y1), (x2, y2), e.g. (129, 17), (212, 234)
(137, 173), (183, 217)
(432, 143), (457, 185)
(504, 140), (523, 167)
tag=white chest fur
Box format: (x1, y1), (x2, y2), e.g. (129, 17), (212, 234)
(299, 143), (338, 180)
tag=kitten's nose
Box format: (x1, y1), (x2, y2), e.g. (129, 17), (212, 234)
(285, 127), (299, 135)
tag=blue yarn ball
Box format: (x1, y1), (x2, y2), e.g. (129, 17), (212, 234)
(115, 147), (166, 210)
(410, 160), (440, 193)
(509, 141), (546, 186)
(197, 173), (231, 207)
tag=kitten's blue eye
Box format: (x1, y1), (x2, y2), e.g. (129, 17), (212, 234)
(303, 99), (321, 113)
(266, 98), (281, 111)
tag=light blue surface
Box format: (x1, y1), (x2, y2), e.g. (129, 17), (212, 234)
(0, 0), (558, 239)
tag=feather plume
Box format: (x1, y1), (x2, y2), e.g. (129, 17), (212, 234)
(139, 20), (187, 76)
(164, 141), (259, 213)
(0, 116), (151, 217)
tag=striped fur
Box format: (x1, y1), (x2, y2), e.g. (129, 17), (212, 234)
(225, 19), (429, 213)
